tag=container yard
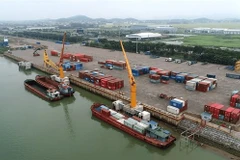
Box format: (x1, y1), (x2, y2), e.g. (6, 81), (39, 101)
(3, 36), (240, 158)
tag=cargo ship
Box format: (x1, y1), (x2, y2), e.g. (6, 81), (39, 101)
(24, 79), (63, 101)
(35, 75), (75, 97)
(91, 103), (176, 149)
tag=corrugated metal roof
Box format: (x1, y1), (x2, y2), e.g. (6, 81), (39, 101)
(126, 32), (162, 39)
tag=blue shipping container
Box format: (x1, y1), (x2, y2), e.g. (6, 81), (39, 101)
(226, 73), (240, 79)
(161, 75), (170, 81)
(170, 99), (183, 109)
(100, 105), (109, 110)
(150, 79), (160, 83)
(170, 76), (176, 80)
(218, 114), (224, 121)
(175, 75), (185, 83)
(206, 74), (216, 78)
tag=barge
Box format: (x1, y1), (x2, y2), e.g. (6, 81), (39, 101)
(24, 79), (63, 101)
(35, 75), (75, 97)
(91, 103), (176, 149)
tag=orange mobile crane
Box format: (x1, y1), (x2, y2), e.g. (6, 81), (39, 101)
(112, 40), (143, 115)
(43, 32), (69, 84)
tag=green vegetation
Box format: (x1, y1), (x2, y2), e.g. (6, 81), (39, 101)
(172, 23), (240, 29)
(85, 38), (240, 65)
(0, 47), (8, 54)
(184, 35), (240, 48)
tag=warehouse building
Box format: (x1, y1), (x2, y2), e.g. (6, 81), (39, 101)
(126, 32), (162, 40)
(190, 28), (240, 35)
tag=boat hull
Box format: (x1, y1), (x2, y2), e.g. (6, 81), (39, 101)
(24, 79), (63, 101)
(35, 75), (74, 97)
(91, 103), (176, 149)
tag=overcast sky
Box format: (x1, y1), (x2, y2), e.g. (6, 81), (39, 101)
(0, 0), (239, 21)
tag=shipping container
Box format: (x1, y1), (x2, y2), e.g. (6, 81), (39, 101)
(224, 107), (235, 122)
(196, 81), (210, 92)
(230, 108), (240, 124)
(161, 75), (170, 81)
(167, 105), (180, 115)
(170, 99), (183, 109)
(156, 70), (171, 76)
(226, 73), (240, 79)
(101, 108), (110, 117)
(230, 94), (239, 107)
(100, 77), (116, 88)
(175, 75), (185, 83)
(206, 74), (216, 78)
(213, 104), (224, 119)
(150, 79), (160, 83)
(149, 74), (160, 80)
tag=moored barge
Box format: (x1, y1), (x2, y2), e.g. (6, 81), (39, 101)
(91, 103), (176, 149)
(35, 75), (75, 97)
(24, 79), (63, 101)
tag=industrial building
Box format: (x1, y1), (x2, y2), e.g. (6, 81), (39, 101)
(125, 32), (162, 40)
(26, 27), (56, 31)
(154, 25), (177, 33)
(129, 25), (149, 30)
(0, 37), (8, 47)
(190, 28), (240, 35)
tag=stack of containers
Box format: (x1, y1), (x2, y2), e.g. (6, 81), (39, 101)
(204, 103), (224, 119)
(149, 74), (160, 83)
(70, 53), (93, 62)
(132, 66), (150, 76)
(205, 78), (217, 90)
(161, 75), (170, 84)
(184, 73), (198, 83)
(175, 72), (188, 83)
(185, 78), (202, 91)
(167, 98), (188, 115)
(104, 60), (126, 70)
(156, 70), (171, 84)
(50, 50), (60, 56)
(230, 92), (240, 108)
(100, 76), (116, 88)
(230, 109), (240, 124)
(170, 71), (179, 80)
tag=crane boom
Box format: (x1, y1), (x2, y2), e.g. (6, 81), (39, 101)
(120, 40), (136, 108)
(58, 32), (66, 67)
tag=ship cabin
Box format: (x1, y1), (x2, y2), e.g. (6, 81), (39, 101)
(146, 120), (171, 142)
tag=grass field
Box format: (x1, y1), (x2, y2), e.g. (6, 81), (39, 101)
(172, 23), (240, 29)
(183, 35), (240, 48)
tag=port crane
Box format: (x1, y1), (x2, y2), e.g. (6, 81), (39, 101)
(113, 40), (143, 115)
(43, 32), (69, 84)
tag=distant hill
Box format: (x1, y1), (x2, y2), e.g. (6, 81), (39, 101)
(1, 15), (240, 24)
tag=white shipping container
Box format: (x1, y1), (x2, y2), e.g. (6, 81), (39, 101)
(191, 78), (202, 83)
(109, 109), (117, 115)
(117, 119), (125, 124)
(137, 122), (149, 129)
(186, 80), (196, 87)
(167, 105), (180, 115)
(139, 111), (150, 121)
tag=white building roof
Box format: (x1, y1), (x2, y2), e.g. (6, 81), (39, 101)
(126, 32), (162, 39)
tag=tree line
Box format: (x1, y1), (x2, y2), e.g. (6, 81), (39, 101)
(1, 31), (240, 65)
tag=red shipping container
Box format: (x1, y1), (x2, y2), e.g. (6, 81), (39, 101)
(51, 50), (59, 56)
(101, 77), (116, 88)
(150, 67), (158, 70)
(224, 107), (235, 122)
(230, 94), (239, 107)
(84, 55), (93, 61)
(197, 81), (210, 92)
(80, 58), (90, 62)
(156, 70), (171, 76)
(63, 53), (71, 59)
(70, 55), (77, 61)
(219, 106), (229, 115)
(160, 79), (169, 84)
(149, 74), (161, 80)
(204, 102), (215, 113)
(230, 108), (240, 124)
(113, 78), (122, 89)
(213, 104), (224, 119)
(94, 76), (106, 85)
(107, 80), (117, 90)
(101, 108), (110, 117)
(106, 60), (114, 64)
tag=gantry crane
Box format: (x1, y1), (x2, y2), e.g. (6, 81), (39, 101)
(120, 40), (137, 108)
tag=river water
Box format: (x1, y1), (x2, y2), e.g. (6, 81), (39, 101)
(0, 56), (229, 160)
